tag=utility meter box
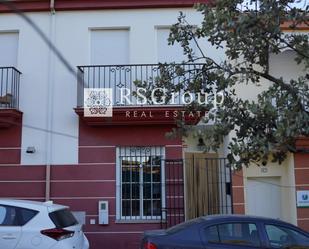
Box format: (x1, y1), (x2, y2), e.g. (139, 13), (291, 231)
(98, 201), (109, 225)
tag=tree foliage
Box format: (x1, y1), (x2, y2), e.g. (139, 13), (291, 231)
(137, 0), (309, 169)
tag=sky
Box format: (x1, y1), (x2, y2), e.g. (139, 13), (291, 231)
(239, 0), (308, 10)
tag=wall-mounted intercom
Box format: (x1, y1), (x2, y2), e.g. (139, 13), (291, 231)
(98, 201), (109, 225)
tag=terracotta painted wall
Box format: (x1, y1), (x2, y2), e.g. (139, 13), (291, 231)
(0, 114), (22, 165)
(232, 170), (245, 214)
(0, 122), (184, 249)
(295, 138), (309, 231)
(78, 122), (183, 248)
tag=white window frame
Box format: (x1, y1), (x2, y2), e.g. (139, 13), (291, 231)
(116, 146), (166, 221)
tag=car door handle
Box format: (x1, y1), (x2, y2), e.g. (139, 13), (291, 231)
(2, 234), (17, 240)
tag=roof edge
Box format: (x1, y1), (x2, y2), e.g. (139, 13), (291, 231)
(0, 0), (210, 13)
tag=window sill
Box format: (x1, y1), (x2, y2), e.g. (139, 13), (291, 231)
(115, 219), (164, 224)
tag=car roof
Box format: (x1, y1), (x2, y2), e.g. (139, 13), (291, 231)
(0, 199), (67, 212)
(202, 214), (293, 225)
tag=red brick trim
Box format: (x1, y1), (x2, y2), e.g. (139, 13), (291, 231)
(0, 109), (23, 164)
(0, 109), (22, 128)
(0, 0), (210, 13)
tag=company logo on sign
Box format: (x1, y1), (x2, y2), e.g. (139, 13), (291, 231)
(297, 191), (309, 208)
(302, 194), (309, 201)
(84, 88), (113, 117)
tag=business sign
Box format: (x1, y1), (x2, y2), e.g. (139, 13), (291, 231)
(296, 191), (309, 208)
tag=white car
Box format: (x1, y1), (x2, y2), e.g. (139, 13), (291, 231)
(0, 199), (89, 249)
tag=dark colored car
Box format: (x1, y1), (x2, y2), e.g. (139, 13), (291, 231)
(141, 215), (309, 249)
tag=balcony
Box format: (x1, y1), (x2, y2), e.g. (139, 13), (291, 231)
(75, 64), (204, 125)
(0, 67), (22, 128)
(77, 63), (205, 107)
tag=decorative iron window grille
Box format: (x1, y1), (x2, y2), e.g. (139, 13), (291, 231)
(116, 146), (165, 221)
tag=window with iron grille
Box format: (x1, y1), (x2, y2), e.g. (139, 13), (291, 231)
(116, 146), (165, 221)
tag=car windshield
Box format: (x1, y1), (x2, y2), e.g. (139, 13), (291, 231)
(166, 218), (202, 234)
(49, 208), (78, 228)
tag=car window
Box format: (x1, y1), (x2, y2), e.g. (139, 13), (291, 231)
(205, 222), (261, 247)
(205, 225), (220, 243)
(0, 206), (7, 224)
(0, 205), (18, 226)
(265, 224), (309, 248)
(0, 205), (38, 226)
(19, 207), (38, 225)
(49, 209), (78, 228)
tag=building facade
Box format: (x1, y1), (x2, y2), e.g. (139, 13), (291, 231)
(0, 0), (308, 248)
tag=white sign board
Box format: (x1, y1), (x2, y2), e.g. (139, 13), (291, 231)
(296, 191), (309, 208)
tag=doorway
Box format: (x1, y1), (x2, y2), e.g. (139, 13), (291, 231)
(246, 177), (282, 219)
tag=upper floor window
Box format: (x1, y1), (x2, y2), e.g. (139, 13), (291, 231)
(0, 32), (19, 67)
(90, 28), (129, 65)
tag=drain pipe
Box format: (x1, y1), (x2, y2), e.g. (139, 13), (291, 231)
(45, 0), (56, 201)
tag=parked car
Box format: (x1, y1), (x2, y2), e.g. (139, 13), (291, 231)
(0, 199), (89, 249)
(141, 215), (309, 249)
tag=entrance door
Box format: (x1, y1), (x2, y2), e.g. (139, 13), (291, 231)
(184, 153), (232, 220)
(246, 177), (282, 219)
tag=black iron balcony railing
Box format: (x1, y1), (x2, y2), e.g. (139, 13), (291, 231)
(77, 64), (204, 107)
(0, 67), (21, 109)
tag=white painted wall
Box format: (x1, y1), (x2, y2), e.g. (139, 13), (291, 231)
(157, 28), (189, 63)
(0, 8), (208, 165)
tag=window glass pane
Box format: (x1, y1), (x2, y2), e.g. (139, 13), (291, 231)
(142, 156), (151, 166)
(122, 168), (130, 183)
(122, 200), (130, 217)
(131, 167), (140, 183)
(122, 183), (130, 199)
(131, 183), (140, 199)
(205, 225), (219, 243)
(218, 223), (260, 247)
(144, 183), (151, 199)
(266, 224), (309, 248)
(152, 156), (161, 166)
(143, 166), (152, 183)
(152, 166), (161, 183)
(143, 200), (152, 216)
(131, 200), (140, 216)
(153, 183), (161, 199)
(122, 184), (140, 200)
(122, 200), (141, 217)
(152, 200), (161, 216)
